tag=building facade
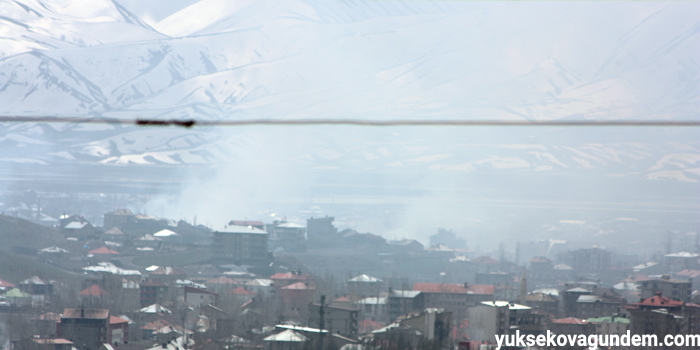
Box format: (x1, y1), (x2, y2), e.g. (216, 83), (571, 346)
(308, 303), (359, 337)
(58, 309), (109, 350)
(637, 276), (692, 302)
(213, 225), (269, 265)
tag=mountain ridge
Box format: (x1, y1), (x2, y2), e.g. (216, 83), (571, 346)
(0, 0), (698, 184)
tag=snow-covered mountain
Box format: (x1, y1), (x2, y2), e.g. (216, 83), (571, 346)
(0, 0), (162, 58)
(0, 0), (699, 183)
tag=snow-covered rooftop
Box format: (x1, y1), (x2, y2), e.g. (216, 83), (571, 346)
(264, 330), (308, 342)
(480, 301), (531, 310)
(218, 225), (268, 234)
(153, 229), (178, 237)
(83, 262), (141, 276)
(349, 274), (382, 283)
(139, 304), (172, 314)
(64, 221), (88, 229)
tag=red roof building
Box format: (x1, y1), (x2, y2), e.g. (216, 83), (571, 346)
(280, 282), (316, 310)
(468, 284), (495, 295)
(109, 315), (129, 345)
(88, 247), (119, 255)
(549, 317), (595, 336)
(62, 308), (109, 319)
(271, 272), (312, 293)
(625, 292), (700, 338)
(282, 282), (313, 290)
(110, 315), (129, 324)
(80, 284), (109, 296)
(205, 276), (240, 293)
(628, 293), (684, 309)
(0, 278), (15, 290)
(227, 286), (256, 305)
(59, 309), (109, 350)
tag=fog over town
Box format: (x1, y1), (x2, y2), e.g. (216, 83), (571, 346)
(0, 1), (699, 350)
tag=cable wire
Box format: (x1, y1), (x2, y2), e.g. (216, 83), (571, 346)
(0, 116), (698, 128)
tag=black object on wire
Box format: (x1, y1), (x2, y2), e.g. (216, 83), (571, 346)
(0, 116), (698, 128)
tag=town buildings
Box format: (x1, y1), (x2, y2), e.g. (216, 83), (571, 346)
(347, 274), (383, 298)
(1, 208), (698, 350)
(388, 290), (422, 321)
(467, 301), (545, 343)
(267, 220), (306, 252)
(413, 282), (494, 321)
(637, 275), (693, 302)
(625, 293), (700, 349)
(58, 309), (110, 350)
(570, 247), (612, 273)
(308, 303), (359, 337)
(212, 225), (269, 265)
(306, 216), (337, 245)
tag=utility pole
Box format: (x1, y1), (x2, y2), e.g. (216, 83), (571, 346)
(183, 312), (188, 349)
(318, 295), (325, 350)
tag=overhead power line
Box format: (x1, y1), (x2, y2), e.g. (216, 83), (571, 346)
(0, 116), (698, 128)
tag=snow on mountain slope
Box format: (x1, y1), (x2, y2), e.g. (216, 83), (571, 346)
(127, 3), (700, 122)
(0, 51), (110, 114)
(0, 33), (267, 113)
(3, 0), (698, 121)
(0, 0), (698, 184)
(152, 1), (700, 122)
(0, 0), (163, 58)
(154, 0), (457, 37)
(155, 0), (318, 37)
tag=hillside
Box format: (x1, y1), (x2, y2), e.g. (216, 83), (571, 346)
(0, 215), (78, 284)
(0, 214), (61, 251)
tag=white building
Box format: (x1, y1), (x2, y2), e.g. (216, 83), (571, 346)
(467, 301), (543, 343)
